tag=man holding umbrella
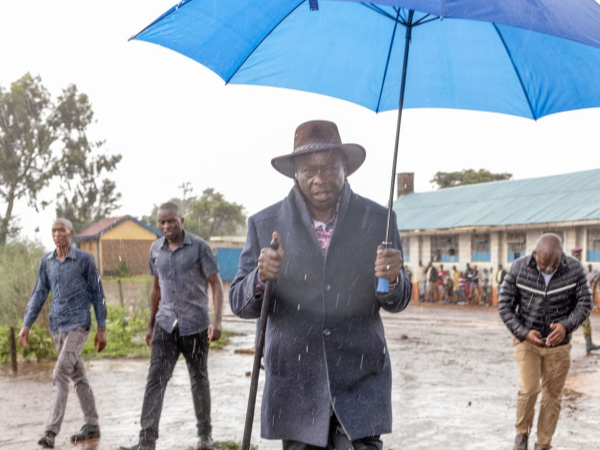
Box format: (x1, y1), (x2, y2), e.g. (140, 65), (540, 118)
(230, 120), (412, 449)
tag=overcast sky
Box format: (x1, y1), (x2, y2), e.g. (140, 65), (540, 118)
(1, 0), (599, 250)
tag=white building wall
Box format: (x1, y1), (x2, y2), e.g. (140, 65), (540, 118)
(458, 234), (471, 266)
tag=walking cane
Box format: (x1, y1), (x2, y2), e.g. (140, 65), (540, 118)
(242, 237), (279, 450)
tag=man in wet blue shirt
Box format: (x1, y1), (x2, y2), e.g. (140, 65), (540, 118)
(120, 202), (224, 450)
(19, 218), (107, 449)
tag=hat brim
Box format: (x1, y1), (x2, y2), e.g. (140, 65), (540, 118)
(271, 144), (366, 178)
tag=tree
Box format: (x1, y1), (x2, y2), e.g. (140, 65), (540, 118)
(51, 84), (121, 232)
(430, 169), (512, 189)
(187, 188), (246, 238)
(0, 73), (121, 243)
(143, 186), (246, 239)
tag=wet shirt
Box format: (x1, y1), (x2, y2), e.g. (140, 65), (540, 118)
(150, 231), (219, 336)
(24, 248), (107, 334)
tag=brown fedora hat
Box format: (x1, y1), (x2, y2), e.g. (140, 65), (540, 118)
(271, 120), (366, 178)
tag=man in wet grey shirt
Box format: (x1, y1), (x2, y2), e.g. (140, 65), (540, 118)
(120, 202), (224, 450)
(19, 218), (107, 449)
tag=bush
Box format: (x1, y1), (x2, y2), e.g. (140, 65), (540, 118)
(116, 261), (130, 278)
(1, 304), (234, 363)
(0, 241), (46, 327)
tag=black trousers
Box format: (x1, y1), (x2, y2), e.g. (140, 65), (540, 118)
(139, 325), (211, 443)
(282, 414), (383, 450)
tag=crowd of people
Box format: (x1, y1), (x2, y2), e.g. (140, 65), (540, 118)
(408, 261), (506, 306)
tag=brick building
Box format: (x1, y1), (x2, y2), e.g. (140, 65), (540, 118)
(75, 216), (162, 276)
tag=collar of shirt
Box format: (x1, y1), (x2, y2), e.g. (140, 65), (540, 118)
(537, 265), (557, 287)
(160, 229), (192, 251)
(309, 198), (340, 256)
(48, 247), (77, 261)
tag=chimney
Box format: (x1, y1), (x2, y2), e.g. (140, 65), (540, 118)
(397, 172), (414, 197)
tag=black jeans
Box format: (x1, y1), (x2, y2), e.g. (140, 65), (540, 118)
(139, 325), (211, 443)
(282, 414), (383, 450)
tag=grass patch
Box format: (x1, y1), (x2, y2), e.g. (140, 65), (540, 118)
(102, 275), (154, 285)
(1, 306), (238, 363)
(214, 441), (256, 450)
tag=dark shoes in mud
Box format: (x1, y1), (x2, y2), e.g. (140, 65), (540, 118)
(71, 424), (101, 443)
(37, 431), (56, 448)
(513, 434), (528, 450)
(118, 442), (156, 450)
(196, 434), (214, 450)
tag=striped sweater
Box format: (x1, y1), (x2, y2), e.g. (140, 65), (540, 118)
(499, 254), (591, 345)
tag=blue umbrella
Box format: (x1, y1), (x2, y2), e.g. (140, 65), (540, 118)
(130, 0), (600, 293)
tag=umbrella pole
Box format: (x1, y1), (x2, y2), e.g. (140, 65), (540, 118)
(378, 9), (415, 293)
(242, 238), (279, 450)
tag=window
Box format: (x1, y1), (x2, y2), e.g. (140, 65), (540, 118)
(471, 234), (491, 262)
(431, 235), (459, 263)
(588, 228), (600, 262)
(507, 232), (526, 262)
(401, 236), (410, 262)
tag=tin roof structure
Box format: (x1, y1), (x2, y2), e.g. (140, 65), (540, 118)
(393, 169), (600, 231)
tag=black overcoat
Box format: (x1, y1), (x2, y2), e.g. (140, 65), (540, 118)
(230, 183), (412, 446)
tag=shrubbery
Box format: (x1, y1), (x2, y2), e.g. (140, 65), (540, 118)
(0, 241), (46, 328)
(1, 305), (233, 362)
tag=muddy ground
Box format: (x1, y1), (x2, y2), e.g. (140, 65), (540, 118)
(1, 305), (598, 450)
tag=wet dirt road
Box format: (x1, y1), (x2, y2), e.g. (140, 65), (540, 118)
(1, 305), (598, 450)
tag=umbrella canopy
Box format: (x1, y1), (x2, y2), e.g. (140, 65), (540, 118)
(131, 0), (600, 119)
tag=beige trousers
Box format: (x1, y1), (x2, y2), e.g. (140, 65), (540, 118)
(46, 327), (99, 434)
(514, 340), (571, 450)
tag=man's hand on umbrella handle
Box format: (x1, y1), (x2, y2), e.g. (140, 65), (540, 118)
(95, 327), (107, 353)
(525, 329), (545, 347)
(375, 246), (403, 281)
(258, 231), (284, 282)
(18, 327), (30, 349)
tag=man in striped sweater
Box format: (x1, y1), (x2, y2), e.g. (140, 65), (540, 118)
(499, 234), (592, 450)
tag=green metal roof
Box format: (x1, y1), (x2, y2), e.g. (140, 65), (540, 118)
(393, 169), (600, 231)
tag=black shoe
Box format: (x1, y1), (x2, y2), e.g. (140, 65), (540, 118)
(118, 442), (156, 450)
(38, 431), (56, 449)
(71, 424), (101, 443)
(513, 434), (528, 450)
(196, 434), (214, 450)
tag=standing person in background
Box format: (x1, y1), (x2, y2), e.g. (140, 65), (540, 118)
(438, 264), (447, 302)
(481, 268), (491, 306)
(417, 260), (428, 302)
(19, 219), (107, 449)
(426, 261), (439, 302)
(452, 266), (460, 300)
(497, 264), (507, 287)
(499, 234), (591, 450)
(470, 264), (480, 304)
(571, 247), (600, 353)
(456, 272), (467, 303)
(120, 202), (224, 450)
(445, 273), (454, 304)
(465, 263), (474, 301)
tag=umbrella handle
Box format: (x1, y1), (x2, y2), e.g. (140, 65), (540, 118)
(377, 278), (389, 294)
(376, 241), (392, 293)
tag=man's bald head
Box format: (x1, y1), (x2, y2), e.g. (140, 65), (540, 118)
(533, 233), (563, 274)
(53, 218), (74, 232)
